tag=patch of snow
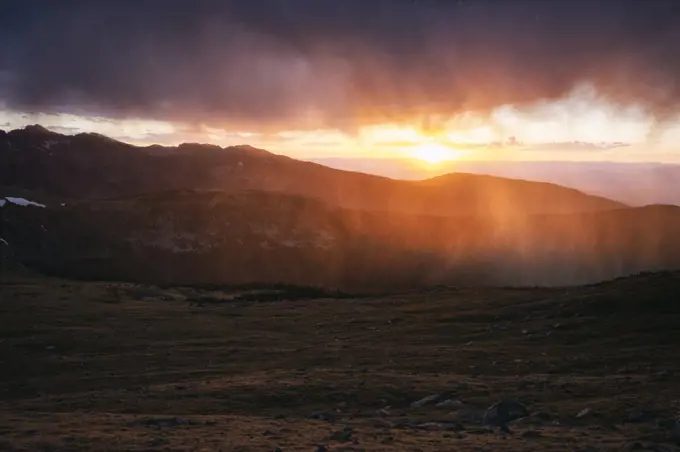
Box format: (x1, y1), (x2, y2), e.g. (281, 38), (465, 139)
(3, 197), (46, 208)
(0, 200), (5, 207)
(0, 238), (8, 246)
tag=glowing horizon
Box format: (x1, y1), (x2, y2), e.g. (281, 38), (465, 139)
(2, 84), (680, 164)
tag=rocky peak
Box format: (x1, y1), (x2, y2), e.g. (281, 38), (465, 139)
(227, 144), (274, 157)
(23, 124), (59, 137)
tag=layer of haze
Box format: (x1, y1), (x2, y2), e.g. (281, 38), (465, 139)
(2, 0), (680, 161)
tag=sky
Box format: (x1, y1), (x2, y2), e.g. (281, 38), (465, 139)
(2, 0), (680, 163)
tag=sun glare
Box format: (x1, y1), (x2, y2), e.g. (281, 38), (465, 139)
(411, 141), (459, 164)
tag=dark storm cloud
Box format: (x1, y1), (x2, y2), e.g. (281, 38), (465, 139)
(1, 0), (680, 130)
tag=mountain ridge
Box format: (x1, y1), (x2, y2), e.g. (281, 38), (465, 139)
(311, 157), (680, 206)
(1, 125), (625, 216)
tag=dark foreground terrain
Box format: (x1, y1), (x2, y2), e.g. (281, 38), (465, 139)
(2, 272), (680, 451)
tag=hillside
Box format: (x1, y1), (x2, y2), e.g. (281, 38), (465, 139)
(0, 126), (625, 216)
(3, 190), (679, 290)
(3, 126), (675, 291)
(313, 158), (680, 207)
(2, 271), (680, 451)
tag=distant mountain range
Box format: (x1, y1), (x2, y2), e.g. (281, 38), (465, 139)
(2, 125), (680, 290)
(310, 158), (680, 206)
(1, 125), (623, 216)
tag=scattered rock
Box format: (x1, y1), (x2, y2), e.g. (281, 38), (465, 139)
(418, 422), (445, 431)
(308, 412), (335, 422)
(411, 393), (442, 408)
(483, 400), (529, 433)
(417, 421), (464, 432)
(435, 399), (465, 408)
(375, 407), (391, 416)
(576, 408), (592, 419)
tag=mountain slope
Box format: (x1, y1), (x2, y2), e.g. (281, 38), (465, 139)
(312, 158), (680, 206)
(1, 126), (624, 216)
(3, 190), (678, 290)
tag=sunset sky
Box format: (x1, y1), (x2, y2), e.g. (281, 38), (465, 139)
(2, 0), (680, 163)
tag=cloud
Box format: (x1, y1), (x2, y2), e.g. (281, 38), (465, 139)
(374, 138), (631, 153)
(521, 142), (630, 152)
(1, 0), (680, 132)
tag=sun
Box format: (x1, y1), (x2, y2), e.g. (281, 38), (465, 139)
(411, 141), (459, 164)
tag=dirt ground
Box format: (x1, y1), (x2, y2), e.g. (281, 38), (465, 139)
(1, 274), (680, 451)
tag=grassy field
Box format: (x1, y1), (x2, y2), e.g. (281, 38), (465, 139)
(2, 273), (680, 451)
